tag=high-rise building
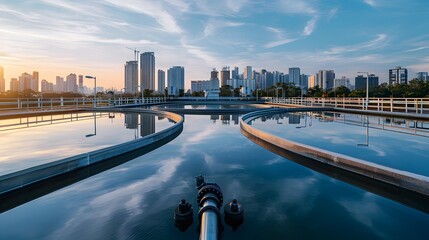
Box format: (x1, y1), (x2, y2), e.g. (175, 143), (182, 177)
(41, 79), (54, 92)
(308, 75), (315, 88)
(417, 72), (428, 81)
(232, 67), (239, 80)
(32, 71), (39, 92)
(316, 70), (335, 90)
(289, 67), (301, 86)
(0, 66), (4, 92)
(158, 69), (165, 93)
(55, 76), (64, 92)
(334, 76), (351, 89)
(300, 74), (309, 89)
(140, 52), (155, 91)
(244, 66), (252, 80)
(66, 73), (77, 92)
(389, 66), (407, 85)
(10, 78), (18, 92)
(211, 68), (219, 80)
(19, 72), (32, 92)
(167, 66), (184, 96)
(78, 75), (83, 93)
(125, 61), (138, 94)
(220, 67), (230, 86)
(191, 80), (219, 92)
(355, 74), (379, 91)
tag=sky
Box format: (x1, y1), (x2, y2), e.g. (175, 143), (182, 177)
(1, 0), (428, 90)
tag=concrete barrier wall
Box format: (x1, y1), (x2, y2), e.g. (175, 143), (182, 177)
(0, 109), (184, 195)
(240, 108), (429, 196)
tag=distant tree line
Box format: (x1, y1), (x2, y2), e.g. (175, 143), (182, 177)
(307, 79), (429, 98)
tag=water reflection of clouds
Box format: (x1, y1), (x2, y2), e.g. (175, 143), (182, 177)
(251, 115), (429, 176)
(337, 192), (388, 239)
(0, 114), (173, 175)
(47, 156), (184, 240)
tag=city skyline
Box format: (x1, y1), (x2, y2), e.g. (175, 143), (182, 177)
(1, 0), (428, 90)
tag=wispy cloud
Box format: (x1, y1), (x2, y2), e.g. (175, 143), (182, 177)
(104, 0), (183, 34)
(264, 38), (298, 49)
(303, 18), (317, 36)
(203, 20), (244, 38)
(405, 46), (429, 52)
(324, 34), (388, 55)
(364, 0), (377, 7)
(276, 0), (317, 15)
(264, 26), (298, 48)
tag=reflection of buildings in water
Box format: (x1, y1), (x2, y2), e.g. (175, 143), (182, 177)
(210, 115), (219, 123)
(232, 114), (239, 125)
(141, 114), (155, 137)
(125, 113), (138, 129)
(288, 114), (300, 124)
(221, 115), (230, 125)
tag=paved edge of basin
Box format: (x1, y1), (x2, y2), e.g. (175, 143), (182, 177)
(0, 108), (184, 195)
(240, 107), (429, 197)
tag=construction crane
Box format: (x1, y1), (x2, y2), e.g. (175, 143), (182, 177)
(126, 47), (140, 61)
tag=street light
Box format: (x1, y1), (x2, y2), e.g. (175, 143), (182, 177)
(256, 88), (261, 101)
(357, 72), (369, 111)
(135, 85), (143, 104)
(85, 75), (97, 108)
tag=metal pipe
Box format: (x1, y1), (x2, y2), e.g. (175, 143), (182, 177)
(200, 197), (219, 240)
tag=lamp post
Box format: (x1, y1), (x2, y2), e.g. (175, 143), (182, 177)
(276, 87), (283, 103)
(120, 87), (126, 105)
(135, 85), (143, 104)
(256, 88), (261, 101)
(357, 72), (369, 111)
(85, 75), (97, 108)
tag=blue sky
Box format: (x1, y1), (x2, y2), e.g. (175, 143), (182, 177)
(0, 0), (428, 89)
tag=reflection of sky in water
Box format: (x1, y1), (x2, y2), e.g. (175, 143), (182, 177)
(0, 113), (173, 175)
(153, 104), (267, 110)
(0, 114), (428, 239)
(250, 112), (429, 176)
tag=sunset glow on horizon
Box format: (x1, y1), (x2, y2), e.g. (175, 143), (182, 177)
(1, 0), (428, 90)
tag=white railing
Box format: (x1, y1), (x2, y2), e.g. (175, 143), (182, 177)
(0, 97), (167, 112)
(269, 97), (429, 114)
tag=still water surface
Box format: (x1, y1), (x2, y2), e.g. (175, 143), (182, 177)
(0, 112), (173, 175)
(249, 111), (429, 176)
(0, 113), (428, 239)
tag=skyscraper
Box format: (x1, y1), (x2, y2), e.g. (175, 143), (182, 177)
(78, 75), (83, 93)
(32, 71), (39, 92)
(232, 67), (239, 80)
(167, 66), (184, 96)
(0, 66), (4, 92)
(66, 73), (77, 92)
(19, 72), (32, 92)
(355, 74), (379, 91)
(140, 52), (155, 91)
(289, 67), (301, 86)
(55, 76), (64, 92)
(300, 74), (309, 89)
(10, 78), (18, 92)
(211, 68), (219, 80)
(389, 66), (407, 85)
(308, 75), (315, 88)
(316, 70), (335, 90)
(158, 69), (165, 93)
(220, 67), (230, 86)
(244, 66), (252, 80)
(125, 61), (138, 94)
(417, 72), (428, 81)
